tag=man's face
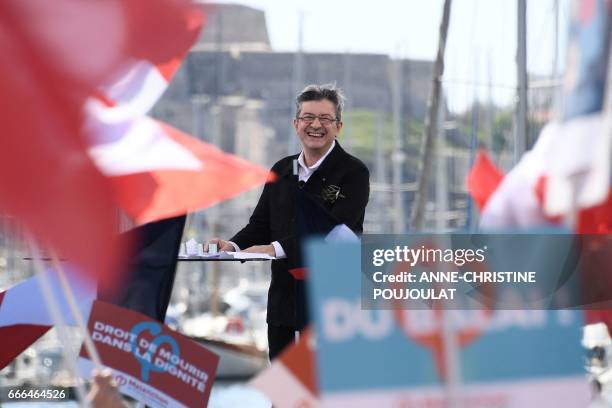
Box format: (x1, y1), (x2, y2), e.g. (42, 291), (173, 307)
(293, 99), (342, 154)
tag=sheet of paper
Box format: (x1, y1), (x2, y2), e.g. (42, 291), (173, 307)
(226, 251), (276, 260)
(197, 252), (220, 258)
(178, 251), (274, 260)
(178, 249), (218, 258)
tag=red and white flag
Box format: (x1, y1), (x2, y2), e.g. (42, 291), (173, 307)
(0, 268), (96, 369)
(479, 0), (612, 232)
(0, 0), (271, 284)
(81, 0), (273, 225)
(479, 115), (611, 233)
(479, 124), (563, 229)
(96, 0), (205, 114)
(0, 1), (130, 284)
(0, 0), (272, 368)
(87, 112), (274, 225)
(251, 329), (319, 407)
(474, 0), (612, 331)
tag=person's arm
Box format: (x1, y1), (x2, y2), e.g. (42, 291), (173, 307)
(271, 241), (286, 258)
(230, 171), (273, 249)
(240, 240), (284, 257)
(276, 235), (295, 261)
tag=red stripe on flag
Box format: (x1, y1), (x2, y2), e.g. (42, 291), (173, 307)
(112, 122), (274, 225)
(0, 13), (122, 285)
(536, 180), (612, 330)
(123, 0), (205, 82)
(289, 268), (307, 280)
(535, 177), (612, 232)
(578, 190), (612, 233)
(279, 328), (317, 395)
(0, 325), (51, 369)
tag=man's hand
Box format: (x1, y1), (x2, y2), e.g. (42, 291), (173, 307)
(204, 238), (234, 252)
(243, 244), (276, 257)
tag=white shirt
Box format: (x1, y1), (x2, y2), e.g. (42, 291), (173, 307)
(230, 140), (337, 258)
(296, 139), (336, 182)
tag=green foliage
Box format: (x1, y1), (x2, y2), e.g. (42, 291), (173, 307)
(342, 109), (423, 156)
(492, 110), (513, 154)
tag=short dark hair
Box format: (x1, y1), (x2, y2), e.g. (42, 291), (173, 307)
(295, 83), (346, 121)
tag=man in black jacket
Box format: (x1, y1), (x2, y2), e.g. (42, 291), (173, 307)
(207, 84), (369, 359)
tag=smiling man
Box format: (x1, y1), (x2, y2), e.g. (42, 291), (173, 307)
(206, 84), (370, 359)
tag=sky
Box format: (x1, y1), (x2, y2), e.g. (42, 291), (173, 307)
(214, 0), (569, 113)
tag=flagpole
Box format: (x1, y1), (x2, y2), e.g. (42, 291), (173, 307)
(392, 55), (406, 233)
(26, 238), (91, 406)
(515, 0), (528, 163)
(289, 11), (305, 156)
(410, 0), (452, 231)
(441, 308), (461, 408)
(50, 255), (103, 367)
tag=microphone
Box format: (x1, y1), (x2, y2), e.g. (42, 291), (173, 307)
(298, 181), (305, 189)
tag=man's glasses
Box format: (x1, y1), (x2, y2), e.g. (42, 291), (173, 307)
(297, 114), (338, 126)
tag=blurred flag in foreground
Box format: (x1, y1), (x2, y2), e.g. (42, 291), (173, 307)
(83, 0), (273, 225)
(0, 2), (121, 284)
(94, 121), (274, 225)
(469, 0), (612, 337)
(0, 268), (96, 369)
(0, 0), (272, 288)
(0, 0), (205, 284)
(0, 0), (273, 370)
(251, 329), (318, 407)
(478, 0), (611, 232)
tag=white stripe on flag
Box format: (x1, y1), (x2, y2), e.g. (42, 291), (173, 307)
(545, 113), (610, 215)
(480, 151), (550, 229)
(0, 268), (95, 327)
(87, 116), (202, 176)
(100, 59), (168, 117)
(251, 362), (317, 407)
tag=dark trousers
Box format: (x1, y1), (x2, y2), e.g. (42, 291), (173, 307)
(267, 325), (295, 360)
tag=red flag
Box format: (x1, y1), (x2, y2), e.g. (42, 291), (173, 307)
(81, 1), (272, 225)
(0, 6), (120, 283)
(96, 0), (205, 113)
(91, 118), (275, 225)
(0, 0), (271, 369)
(0, 0), (270, 290)
(0, 0), (208, 284)
(467, 149), (505, 210)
